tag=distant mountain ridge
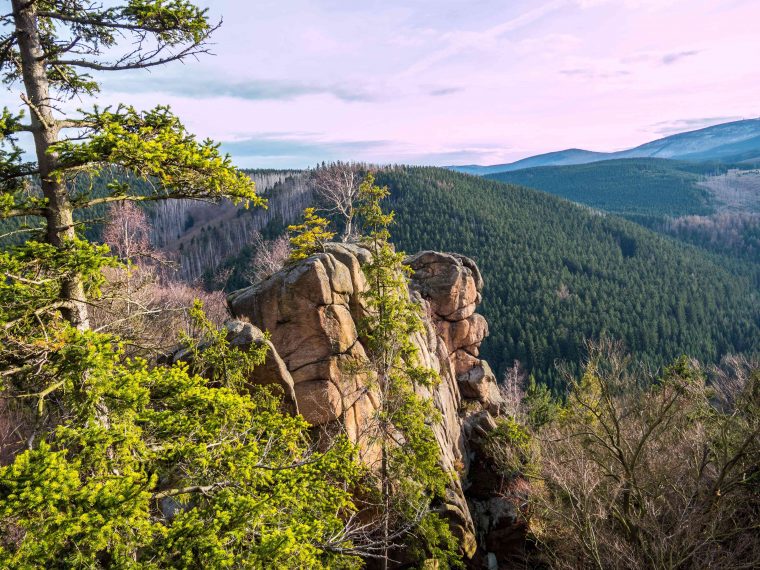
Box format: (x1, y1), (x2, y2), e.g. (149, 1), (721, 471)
(451, 118), (760, 175)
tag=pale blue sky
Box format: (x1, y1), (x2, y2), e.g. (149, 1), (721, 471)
(5, 0), (760, 168)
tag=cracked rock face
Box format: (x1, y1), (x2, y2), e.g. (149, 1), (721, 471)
(225, 320), (299, 415)
(407, 252), (502, 415)
(228, 244), (506, 564)
(227, 243), (373, 435)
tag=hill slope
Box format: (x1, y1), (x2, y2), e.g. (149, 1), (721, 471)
(622, 119), (760, 160)
(452, 118), (760, 175)
(63, 166), (760, 388)
(485, 159), (760, 263)
(451, 149), (608, 175)
(376, 167), (760, 386)
(484, 158), (717, 218)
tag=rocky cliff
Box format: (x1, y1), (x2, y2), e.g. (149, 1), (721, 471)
(227, 244), (523, 567)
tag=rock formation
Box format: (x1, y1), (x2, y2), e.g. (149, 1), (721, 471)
(227, 244), (519, 566)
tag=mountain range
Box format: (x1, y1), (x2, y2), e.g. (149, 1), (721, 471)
(451, 119), (760, 175)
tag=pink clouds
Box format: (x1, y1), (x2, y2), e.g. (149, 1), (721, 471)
(2, 0), (758, 168)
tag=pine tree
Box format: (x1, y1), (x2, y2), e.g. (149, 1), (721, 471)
(288, 207), (335, 261)
(1, 1), (263, 329)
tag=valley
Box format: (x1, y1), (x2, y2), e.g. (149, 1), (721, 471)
(142, 165), (760, 388)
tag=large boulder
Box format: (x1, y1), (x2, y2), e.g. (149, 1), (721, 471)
(405, 251), (483, 321)
(225, 320), (299, 414)
(228, 244), (373, 430)
(228, 244), (511, 565)
(406, 251), (503, 414)
(457, 362), (502, 415)
(169, 320), (299, 415)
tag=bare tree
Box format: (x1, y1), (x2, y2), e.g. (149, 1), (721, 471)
(244, 231), (291, 284)
(311, 162), (365, 241)
(92, 203), (228, 354)
(102, 201), (153, 262)
(501, 359), (527, 417)
(531, 340), (760, 569)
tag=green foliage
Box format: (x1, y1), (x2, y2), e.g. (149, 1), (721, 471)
(377, 166), (760, 388)
(0, 231), (364, 568)
(1, 0), (264, 331)
(357, 174), (461, 567)
(2, 1), (214, 97)
(486, 158), (760, 264)
(0, 239), (117, 332)
(51, 105), (262, 209)
(287, 207), (335, 261)
(522, 375), (559, 429)
(0, 309), (364, 569)
(118, 0), (212, 44)
(492, 417), (531, 448)
(0, 108), (28, 197)
(487, 417), (537, 478)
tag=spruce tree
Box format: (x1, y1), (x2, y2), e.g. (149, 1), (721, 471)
(288, 207), (335, 261)
(357, 174), (460, 568)
(1, 0), (262, 329)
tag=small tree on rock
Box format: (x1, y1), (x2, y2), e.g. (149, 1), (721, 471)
(288, 207), (335, 261)
(357, 173), (460, 568)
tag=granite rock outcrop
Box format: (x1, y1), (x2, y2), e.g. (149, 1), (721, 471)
(227, 244), (515, 565)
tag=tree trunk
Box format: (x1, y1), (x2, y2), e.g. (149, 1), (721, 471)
(381, 439), (389, 570)
(343, 214), (353, 243)
(12, 0), (90, 329)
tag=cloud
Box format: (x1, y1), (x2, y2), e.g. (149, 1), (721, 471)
(407, 148), (506, 165)
(401, 0), (569, 77)
(219, 133), (513, 169)
(576, 0), (685, 9)
(560, 47), (700, 81)
(661, 49), (700, 65)
(218, 133), (392, 168)
(560, 68), (629, 79)
(428, 87), (463, 97)
(389, 143), (522, 167)
(103, 75), (378, 103)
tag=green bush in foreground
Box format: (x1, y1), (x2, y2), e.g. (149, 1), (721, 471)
(0, 302), (364, 568)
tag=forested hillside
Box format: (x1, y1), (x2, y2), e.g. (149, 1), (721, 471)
(485, 158), (722, 218)
(0, 171), (311, 283)
(486, 159), (760, 264)
(375, 167), (760, 387)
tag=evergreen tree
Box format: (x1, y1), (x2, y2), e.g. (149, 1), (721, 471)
(1, 0), (262, 329)
(0, 5), (368, 567)
(376, 166), (760, 386)
(356, 174), (460, 568)
(288, 207), (335, 261)
(0, 302), (364, 568)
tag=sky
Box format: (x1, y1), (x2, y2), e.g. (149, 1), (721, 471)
(7, 0), (760, 168)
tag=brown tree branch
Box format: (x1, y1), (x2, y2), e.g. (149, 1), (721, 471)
(1, 206), (46, 218)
